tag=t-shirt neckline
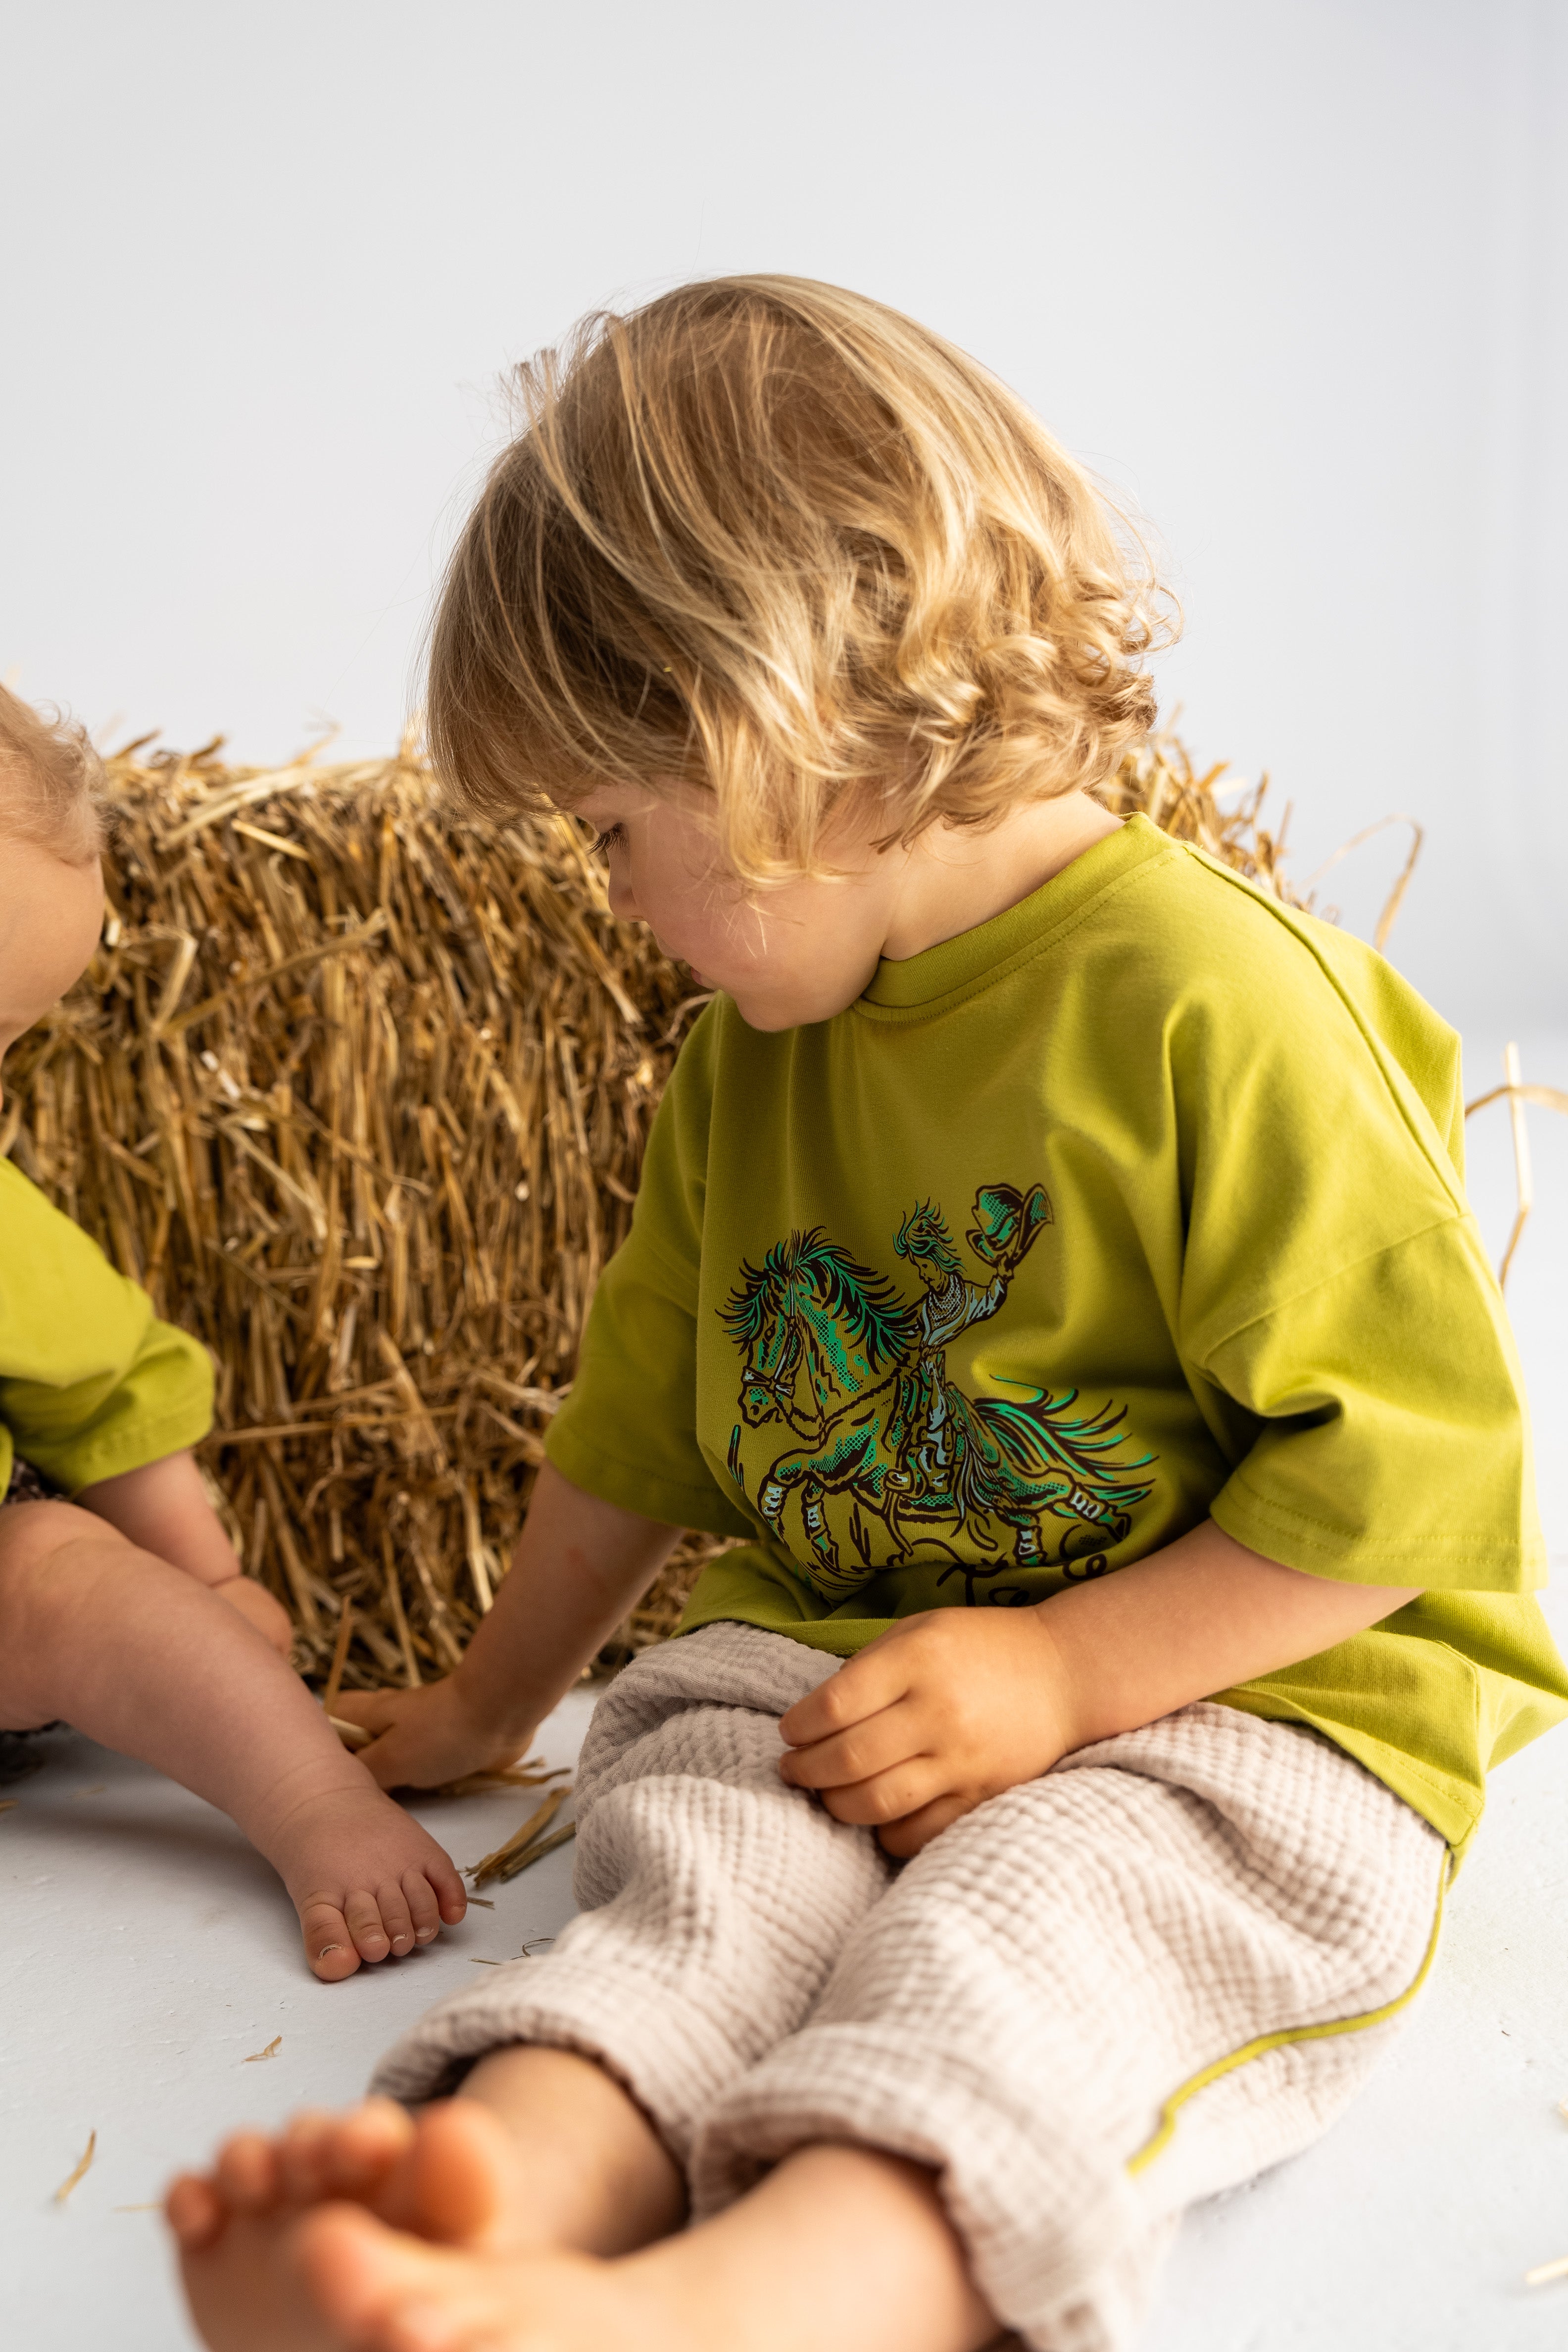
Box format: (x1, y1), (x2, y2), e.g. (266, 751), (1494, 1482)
(856, 813), (1173, 1014)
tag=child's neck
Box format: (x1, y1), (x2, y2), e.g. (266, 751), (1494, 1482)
(879, 791), (1122, 965)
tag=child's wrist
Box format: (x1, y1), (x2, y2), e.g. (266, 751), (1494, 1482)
(1028, 1598), (1101, 1756)
(447, 1657), (548, 1749)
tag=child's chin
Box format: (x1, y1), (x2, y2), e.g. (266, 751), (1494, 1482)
(730, 992), (820, 1033)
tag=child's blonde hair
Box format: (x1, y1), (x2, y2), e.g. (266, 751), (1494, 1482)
(0, 686), (105, 864)
(428, 276), (1172, 880)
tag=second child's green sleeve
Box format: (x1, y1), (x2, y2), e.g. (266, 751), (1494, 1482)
(0, 1159), (213, 1493)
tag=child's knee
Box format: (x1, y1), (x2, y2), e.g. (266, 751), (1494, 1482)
(0, 1499), (119, 1723)
(0, 1496), (126, 1609)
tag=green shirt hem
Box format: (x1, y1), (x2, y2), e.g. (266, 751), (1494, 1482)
(1209, 1485), (1549, 1590)
(12, 1392), (216, 1497)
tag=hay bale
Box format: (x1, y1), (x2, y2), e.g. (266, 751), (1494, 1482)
(1, 730), (1298, 1687)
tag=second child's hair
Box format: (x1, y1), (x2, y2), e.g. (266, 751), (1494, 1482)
(0, 686), (105, 863)
(429, 276), (1173, 880)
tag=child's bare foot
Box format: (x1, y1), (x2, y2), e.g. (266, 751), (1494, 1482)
(170, 2097), (994, 2352)
(254, 1779), (467, 1982)
(168, 2098), (536, 2351)
(0, 1501), (465, 1984)
(293, 2211), (649, 2352)
(170, 2101), (652, 2352)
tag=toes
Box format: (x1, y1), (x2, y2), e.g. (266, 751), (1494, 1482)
(345, 1888), (394, 1964)
(409, 2103), (525, 2252)
(214, 2129), (283, 2214)
(329, 2099), (419, 2201)
(375, 2293), (496, 2351)
(377, 1879), (417, 1958)
(165, 2172), (225, 2251)
(281, 2109), (351, 2204)
(302, 1902), (363, 1981)
(403, 1868), (443, 1946)
(290, 2204), (470, 2348)
(427, 1855), (468, 1926)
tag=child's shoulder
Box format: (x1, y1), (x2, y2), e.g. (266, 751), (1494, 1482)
(1108, 828), (1465, 1177)
(1107, 822), (1454, 1059)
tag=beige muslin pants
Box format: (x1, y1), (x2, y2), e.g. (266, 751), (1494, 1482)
(374, 1622), (1447, 2352)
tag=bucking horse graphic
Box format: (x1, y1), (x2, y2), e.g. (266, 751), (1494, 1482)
(720, 1181), (1156, 1606)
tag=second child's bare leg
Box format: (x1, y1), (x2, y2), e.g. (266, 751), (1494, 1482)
(0, 1501), (466, 1979)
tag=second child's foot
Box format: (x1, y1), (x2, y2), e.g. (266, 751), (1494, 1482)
(256, 1778), (467, 1981)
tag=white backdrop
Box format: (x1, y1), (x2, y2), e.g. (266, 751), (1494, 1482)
(2, 0), (1564, 1029)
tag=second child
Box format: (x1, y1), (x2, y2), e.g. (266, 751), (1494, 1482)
(0, 687), (467, 1979)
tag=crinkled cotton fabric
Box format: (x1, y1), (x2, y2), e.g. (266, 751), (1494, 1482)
(375, 1622), (1447, 2352)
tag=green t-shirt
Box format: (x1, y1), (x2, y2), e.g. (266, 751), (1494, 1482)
(547, 814), (1568, 1859)
(0, 1158), (213, 1494)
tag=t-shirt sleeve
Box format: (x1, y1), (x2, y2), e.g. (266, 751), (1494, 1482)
(0, 1163), (214, 1492)
(1201, 1211), (1545, 1588)
(545, 1013), (753, 1537)
(1162, 909), (1543, 1591)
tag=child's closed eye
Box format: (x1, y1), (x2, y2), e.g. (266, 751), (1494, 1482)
(590, 825), (627, 857)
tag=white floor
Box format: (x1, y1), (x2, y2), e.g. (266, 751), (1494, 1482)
(4, 1028), (1566, 2352)
(0, 1689), (600, 2352)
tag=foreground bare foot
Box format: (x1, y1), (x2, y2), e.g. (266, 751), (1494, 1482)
(169, 2099), (547, 2352)
(171, 2104), (997, 2352)
(254, 1778), (467, 1981)
(293, 2210), (652, 2352)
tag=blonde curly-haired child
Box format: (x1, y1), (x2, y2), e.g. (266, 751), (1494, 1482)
(169, 277), (1566, 2352)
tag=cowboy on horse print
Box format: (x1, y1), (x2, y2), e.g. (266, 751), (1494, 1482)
(720, 1182), (1156, 1607)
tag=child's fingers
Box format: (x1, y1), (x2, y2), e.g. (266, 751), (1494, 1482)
(329, 1691), (406, 1734)
(778, 1703), (918, 1792)
(875, 1790), (974, 1859)
(779, 1646), (910, 1746)
(819, 1757), (947, 1829)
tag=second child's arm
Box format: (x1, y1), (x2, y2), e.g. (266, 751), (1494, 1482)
(335, 1462), (683, 1790)
(779, 1522), (1421, 1857)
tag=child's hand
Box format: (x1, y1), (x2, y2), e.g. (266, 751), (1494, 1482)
(211, 1574), (294, 1656)
(778, 1608), (1075, 1859)
(332, 1678), (533, 1794)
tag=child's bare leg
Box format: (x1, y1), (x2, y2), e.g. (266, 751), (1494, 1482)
(0, 1501), (465, 1979)
(456, 2048), (686, 2254)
